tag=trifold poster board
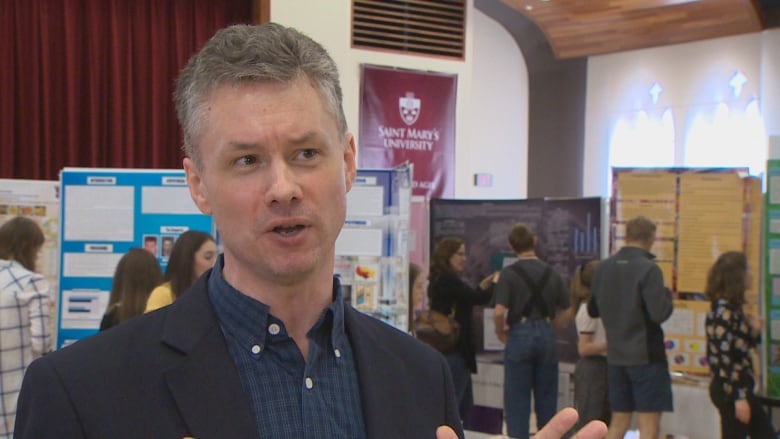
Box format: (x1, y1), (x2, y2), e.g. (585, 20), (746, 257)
(612, 167), (762, 375)
(56, 168), (214, 348)
(336, 165), (412, 332)
(429, 197), (603, 364)
(764, 159), (780, 396)
(0, 178), (61, 348)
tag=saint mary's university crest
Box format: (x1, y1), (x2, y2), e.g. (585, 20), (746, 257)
(399, 92), (420, 126)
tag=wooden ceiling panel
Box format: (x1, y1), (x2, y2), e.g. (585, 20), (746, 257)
(502, 0), (764, 59)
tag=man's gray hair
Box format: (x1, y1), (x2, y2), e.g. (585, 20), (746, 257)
(174, 23), (347, 166)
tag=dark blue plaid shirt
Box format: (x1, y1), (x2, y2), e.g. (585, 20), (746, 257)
(208, 257), (366, 438)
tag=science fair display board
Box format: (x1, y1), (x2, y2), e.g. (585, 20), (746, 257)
(56, 168), (213, 348)
(763, 160), (780, 396)
(336, 165), (412, 332)
(429, 197), (603, 363)
(611, 167), (762, 375)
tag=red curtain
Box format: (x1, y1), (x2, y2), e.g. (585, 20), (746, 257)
(0, 0), (252, 180)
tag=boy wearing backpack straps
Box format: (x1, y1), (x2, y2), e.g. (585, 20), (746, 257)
(494, 223), (569, 439)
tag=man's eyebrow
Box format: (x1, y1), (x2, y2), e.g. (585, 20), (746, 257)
(224, 142), (259, 151)
(289, 131), (321, 146)
(223, 132), (322, 149)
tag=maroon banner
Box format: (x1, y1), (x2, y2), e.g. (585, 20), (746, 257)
(358, 65), (457, 198)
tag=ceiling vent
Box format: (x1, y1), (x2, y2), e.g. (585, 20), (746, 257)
(352, 0), (465, 59)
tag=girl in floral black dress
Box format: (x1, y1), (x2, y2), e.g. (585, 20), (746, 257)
(705, 251), (774, 438)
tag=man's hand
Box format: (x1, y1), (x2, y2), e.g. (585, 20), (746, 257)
(435, 407), (607, 439)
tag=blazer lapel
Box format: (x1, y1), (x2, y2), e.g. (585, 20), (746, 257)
(345, 306), (411, 437)
(160, 278), (258, 438)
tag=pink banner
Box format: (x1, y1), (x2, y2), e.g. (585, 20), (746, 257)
(358, 65), (457, 198)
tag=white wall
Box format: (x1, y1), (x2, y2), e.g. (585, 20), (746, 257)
(270, 0), (528, 199)
(584, 30), (780, 196)
(762, 29), (780, 141)
(464, 10), (527, 199)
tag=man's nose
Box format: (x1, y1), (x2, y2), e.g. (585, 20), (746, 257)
(264, 161), (302, 205)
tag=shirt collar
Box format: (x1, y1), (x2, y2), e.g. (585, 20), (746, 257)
(208, 255), (348, 353)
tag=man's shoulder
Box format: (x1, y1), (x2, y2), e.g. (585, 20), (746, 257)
(42, 309), (171, 375)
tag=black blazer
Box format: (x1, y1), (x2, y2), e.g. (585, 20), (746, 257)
(15, 273), (463, 438)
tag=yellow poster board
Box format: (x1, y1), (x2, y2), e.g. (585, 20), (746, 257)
(612, 168), (760, 375)
(677, 172), (744, 293)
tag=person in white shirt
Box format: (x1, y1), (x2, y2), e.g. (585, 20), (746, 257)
(571, 260), (610, 432)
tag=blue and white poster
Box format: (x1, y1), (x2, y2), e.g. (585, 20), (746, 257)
(56, 168), (213, 348)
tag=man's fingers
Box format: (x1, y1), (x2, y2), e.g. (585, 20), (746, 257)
(534, 408), (607, 439)
(534, 407), (578, 438)
(572, 420), (608, 439)
(435, 425), (458, 439)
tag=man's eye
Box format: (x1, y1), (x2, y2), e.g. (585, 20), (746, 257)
(236, 155), (257, 166)
(299, 149), (318, 160)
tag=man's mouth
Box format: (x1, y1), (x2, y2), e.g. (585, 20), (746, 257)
(273, 224), (305, 236)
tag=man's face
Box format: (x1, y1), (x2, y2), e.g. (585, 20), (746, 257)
(184, 78), (356, 287)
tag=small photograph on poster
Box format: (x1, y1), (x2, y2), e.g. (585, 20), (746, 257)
(669, 352), (690, 367)
(771, 313), (780, 339)
(771, 343), (780, 367)
(161, 235), (176, 260)
(770, 245), (780, 275)
(143, 235), (159, 257)
(773, 277), (780, 297)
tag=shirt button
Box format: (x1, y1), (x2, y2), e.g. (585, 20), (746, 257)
(334, 348), (342, 358)
(251, 344), (262, 354)
(305, 377), (314, 389)
(268, 323), (281, 335)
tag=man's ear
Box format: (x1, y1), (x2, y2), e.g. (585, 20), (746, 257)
(183, 157), (213, 215)
(344, 133), (357, 193)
